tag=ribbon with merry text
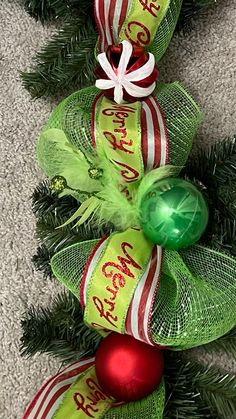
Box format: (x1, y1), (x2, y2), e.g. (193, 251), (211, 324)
(23, 358), (114, 419)
(92, 95), (168, 183)
(80, 229), (163, 345)
(95, 0), (170, 52)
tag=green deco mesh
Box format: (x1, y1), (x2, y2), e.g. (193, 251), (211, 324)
(105, 380), (165, 419)
(151, 246), (236, 349)
(149, 0), (183, 62)
(51, 241), (236, 350)
(51, 240), (98, 298)
(43, 82), (201, 170)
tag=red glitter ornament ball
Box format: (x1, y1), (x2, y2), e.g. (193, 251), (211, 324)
(95, 42), (158, 103)
(95, 332), (164, 402)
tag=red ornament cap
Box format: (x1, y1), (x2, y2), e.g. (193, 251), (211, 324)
(95, 332), (164, 402)
(95, 40), (158, 104)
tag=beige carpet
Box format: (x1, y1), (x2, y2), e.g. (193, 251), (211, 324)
(0, 0), (235, 417)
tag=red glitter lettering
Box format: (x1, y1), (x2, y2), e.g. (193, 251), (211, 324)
(102, 105), (136, 117)
(139, 0), (160, 17)
(92, 241), (142, 326)
(103, 131), (133, 154)
(113, 160), (139, 181)
(124, 21), (151, 47)
(74, 379), (111, 418)
(92, 296), (118, 327)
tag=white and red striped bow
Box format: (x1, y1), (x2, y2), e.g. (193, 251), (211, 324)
(95, 40), (157, 104)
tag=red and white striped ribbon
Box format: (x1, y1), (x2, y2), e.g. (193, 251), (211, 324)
(141, 96), (168, 170)
(125, 245), (163, 345)
(80, 236), (108, 310)
(80, 239), (163, 345)
(95, 0), (132, 52)
(23, 358), (95, 419)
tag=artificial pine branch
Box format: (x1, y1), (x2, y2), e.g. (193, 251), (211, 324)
(32, 179), (78, 218)
(164, 353), (236, 419)
(23, 0), (93, 23)
(186, 136), (236, 190)
(205, 213), (236, 256)
(21, 292), (101, 363)
(21, 0), (219, 98)
(177, 0), (218, 33)
(190, 362), (236, 419)
(32, 181), (83, 277)
(218, 182), (236, 219)
(21, 17), (97, 98)
(35, 211), (99, 251)
(164, 356), (213, 418)
(32, 244), (53, 279)
(32, 180), (110, 277)
(184, 136), (236, 255)
(33, 180), (91, 252)
(201, 326), (236, 359)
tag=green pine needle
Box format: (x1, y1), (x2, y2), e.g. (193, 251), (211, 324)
(205, 213), (236, 256)
(35, 211), (101, 251)
(190, 363), (236, 419)
(201, 327), (236, 359)
(21, 17), (97, 98)
(32, 180), (110, 277)
(177, 0), (218, 33)
(23, 0), (93, 23)
(164, 352), (236, 419)
(20, 292), (101, 363)
(32, 180), (92, 252)
(184, 136), (236, 255)
(32, 244), (53, 279)
(21, 0), (219, 97)
(186, 136), (236, 189)
(32, 179), (78, 218)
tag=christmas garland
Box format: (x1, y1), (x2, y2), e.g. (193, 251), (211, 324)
(22, 1), (236, 418)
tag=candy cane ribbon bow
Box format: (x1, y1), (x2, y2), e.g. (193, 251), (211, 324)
(96, 40), (156, 103)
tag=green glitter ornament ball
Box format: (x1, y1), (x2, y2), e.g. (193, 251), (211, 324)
(51, 175), (67, 193)
(140, 178), (209, 250)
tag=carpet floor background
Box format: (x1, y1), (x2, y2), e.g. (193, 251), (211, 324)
(0, 0), (235, 417)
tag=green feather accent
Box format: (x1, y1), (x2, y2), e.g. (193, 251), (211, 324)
(74, 197), (101, 227)
(95, 185), (138, 230)
(60, 165), (181, 231)
(39, 129), (182, 232)
(37, 128), (100, 193)
(57, 197), (99, 228)
(93, 165), (182, 230)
